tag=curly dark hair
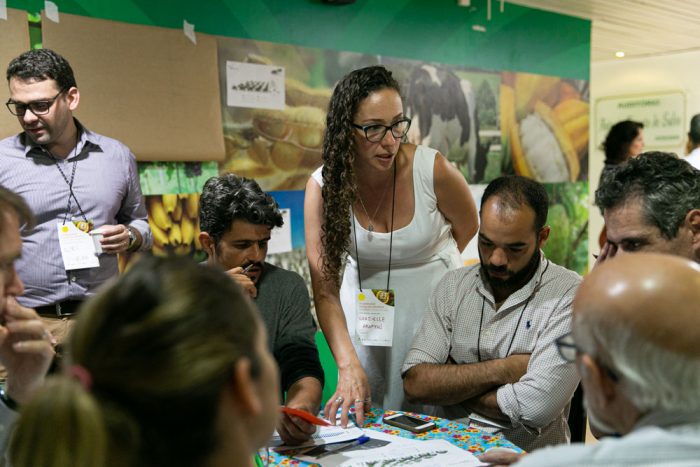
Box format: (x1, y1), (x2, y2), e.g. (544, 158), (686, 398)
(481, 175), (549, 232)
(320, 65), (401, 286)
(601, 120), (644, 166)
(6, 49), (77, 90)
(199, 174), (283, 244)
(595, 151), (700, 239)
(689, 114), (700, 145)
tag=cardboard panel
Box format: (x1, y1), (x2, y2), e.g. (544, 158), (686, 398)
(0, 8), (31, 140)
(42, 13), (224, 161)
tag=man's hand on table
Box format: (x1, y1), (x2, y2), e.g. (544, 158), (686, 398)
(277, 402), (317, 446)
(278, 376), (323, 445)
(478, 448), (525, 466)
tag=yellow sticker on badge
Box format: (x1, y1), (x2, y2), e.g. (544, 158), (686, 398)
(61, 226), (69, 233)
(358, 293), (366, 301)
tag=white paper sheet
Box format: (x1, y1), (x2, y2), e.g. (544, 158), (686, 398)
(44, 1), (59, 23)
(268, 208), (292, 254)
(339, 439), (484, 466)
(0, 0), (8, 21)
(56, 223), (99, 270)
(226, 60), (285, 110)
(183, 19), (196, 44)
(269, 423), (365, 452)
(296, 430), (486, 467)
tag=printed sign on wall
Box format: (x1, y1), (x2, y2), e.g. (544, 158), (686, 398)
(226, 61), (285, 110)
(594, 91), (686, 149)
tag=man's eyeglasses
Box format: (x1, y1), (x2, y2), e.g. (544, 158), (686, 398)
(352, 118), (411, 143)
(554, 332), (619, 382)
(5, 89), (65, 117)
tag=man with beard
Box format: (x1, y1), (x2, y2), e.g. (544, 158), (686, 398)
(199, 174), (323, 446)
(0, 49), (151, 344)
(402, 176), (581, 451)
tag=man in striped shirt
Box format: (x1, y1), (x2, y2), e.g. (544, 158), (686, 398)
(0, 49), (151, 344)
(402, 176), (581, 451)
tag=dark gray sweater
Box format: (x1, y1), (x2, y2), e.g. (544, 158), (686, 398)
(255, 262), (324, 394)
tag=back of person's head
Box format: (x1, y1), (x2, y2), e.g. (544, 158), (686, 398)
(6, 48), (76, 90)
(199, 174), (282, 244)
(10, 255), (273, 467)
(595, 151), (700, 239)
(0, 186), (34, 233)
(480, 175), (549, 231)
(689, 114), (700, 146)
(573, 253), (700, 417)
(601, 120), (644, 165)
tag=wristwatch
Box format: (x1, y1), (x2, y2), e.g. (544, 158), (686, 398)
(126, 227), (137, 251)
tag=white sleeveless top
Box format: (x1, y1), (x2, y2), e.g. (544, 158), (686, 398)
(311, 145), (462, 411)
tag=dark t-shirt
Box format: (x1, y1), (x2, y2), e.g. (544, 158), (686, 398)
(255, 262), (324, 394)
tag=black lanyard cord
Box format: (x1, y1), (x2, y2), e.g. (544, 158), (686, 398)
(476, 259), (550, 362)
(352, 161), (396, 292)
(45, 137), (88, 224)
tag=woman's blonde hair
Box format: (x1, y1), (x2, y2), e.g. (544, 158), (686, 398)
(10, 255), (262, 467)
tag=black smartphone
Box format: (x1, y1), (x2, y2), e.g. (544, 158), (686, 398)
(382, 413), (436, 433)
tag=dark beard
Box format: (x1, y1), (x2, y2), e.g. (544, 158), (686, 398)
(480, 248), (541, 292)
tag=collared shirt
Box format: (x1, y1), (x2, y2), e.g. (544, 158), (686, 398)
(0, 120), (152, 307)
(402, 254), (581, 452)
(686, 147), (700, 170)
(515, 410), (700, 466)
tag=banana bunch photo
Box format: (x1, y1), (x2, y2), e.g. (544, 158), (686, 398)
(147, 193), (202, 257)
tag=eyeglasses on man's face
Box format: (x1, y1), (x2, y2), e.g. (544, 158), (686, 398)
(554, 332), (619, 382)
(555, 332), (578, 363)
(352, 117), (411, 143)
(5, 89), (65, 117)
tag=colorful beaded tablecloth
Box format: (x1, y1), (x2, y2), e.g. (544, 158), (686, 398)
(264, 407), (523, 466)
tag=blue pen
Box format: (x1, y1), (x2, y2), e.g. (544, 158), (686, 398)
(316, 436), (371, 459)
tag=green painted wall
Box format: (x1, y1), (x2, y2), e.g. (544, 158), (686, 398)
(8, 0), (590, 80)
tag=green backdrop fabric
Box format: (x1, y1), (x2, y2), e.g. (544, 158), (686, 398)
(8, 0), (590, 80)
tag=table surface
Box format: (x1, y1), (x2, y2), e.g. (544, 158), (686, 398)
(265, 407), (522, 466)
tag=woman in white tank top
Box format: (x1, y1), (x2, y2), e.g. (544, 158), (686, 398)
(304, 65), (478, 426)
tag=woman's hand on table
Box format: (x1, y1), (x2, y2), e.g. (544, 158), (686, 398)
(324, 362), (371, 428)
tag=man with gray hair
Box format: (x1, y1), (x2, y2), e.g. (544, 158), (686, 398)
(482, 253), (700, 465)
(595, 151), (700, 263)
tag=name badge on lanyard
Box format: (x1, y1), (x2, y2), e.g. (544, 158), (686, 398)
(56, 222), (100, 270)
(355, 288), (395, 347)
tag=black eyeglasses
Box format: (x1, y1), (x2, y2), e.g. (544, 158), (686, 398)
(352, 118), (411, 143)
(554, 332), (619, 382)
(6, 89), (65, 117)
(555, 332), (578, 363)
